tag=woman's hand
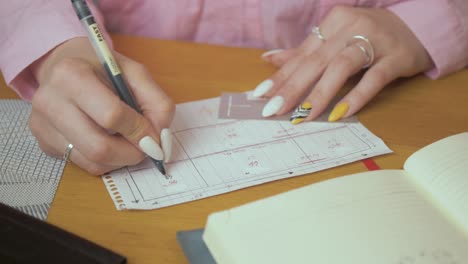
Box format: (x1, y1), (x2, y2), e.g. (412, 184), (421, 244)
(30, 37), (175, 175)
(255, 6), (433, 123)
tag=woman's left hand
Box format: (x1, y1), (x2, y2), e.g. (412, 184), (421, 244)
(255, 6), (433, 123)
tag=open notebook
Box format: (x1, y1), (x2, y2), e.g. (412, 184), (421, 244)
(203, 132), (468, 264)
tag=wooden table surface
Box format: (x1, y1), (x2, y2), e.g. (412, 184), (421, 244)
(1, 34), (468, 263)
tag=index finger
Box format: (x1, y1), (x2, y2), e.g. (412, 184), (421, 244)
(117, 54), (175, 162)
(68, 69), (165, 163)
(117, 54), (175, 131)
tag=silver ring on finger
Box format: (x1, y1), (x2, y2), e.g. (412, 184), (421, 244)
(311, 26), (326, 41)
(347, 35), (375, 68)
(63, 143), (74, 162)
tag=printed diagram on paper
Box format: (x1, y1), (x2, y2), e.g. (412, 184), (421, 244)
(103, 98), (392, 210)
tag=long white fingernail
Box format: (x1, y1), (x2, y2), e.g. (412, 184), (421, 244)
(253, 79), (274, 98)
(139, 136), (164, 161)
(262, 96), (284, 117)
(160, 128), (172, 163)
(261, 49), (284, 59)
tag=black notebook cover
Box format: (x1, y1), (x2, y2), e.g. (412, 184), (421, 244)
(0, 202), (126, 264)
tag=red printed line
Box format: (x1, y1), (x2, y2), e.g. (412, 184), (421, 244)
(362, 158), (380, 171)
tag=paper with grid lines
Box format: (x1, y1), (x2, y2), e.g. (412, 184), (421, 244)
(0, 100), (66, 220)
(103, 97), (392, 210)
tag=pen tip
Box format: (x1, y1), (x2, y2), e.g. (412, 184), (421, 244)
(160, 166), (167, 176)
(152, 159), (166, 176)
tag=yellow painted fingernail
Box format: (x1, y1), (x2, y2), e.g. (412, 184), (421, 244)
(328, 102), (349, 122)
(290, 102), (312, 125)
(301, 102), (312, 109)
(290, 117), (305, 125)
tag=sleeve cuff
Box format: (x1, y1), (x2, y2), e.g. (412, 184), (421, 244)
(388, 0), (468, 79)
(0, 0), (108, 100)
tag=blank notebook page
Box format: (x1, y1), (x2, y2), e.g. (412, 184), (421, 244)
(204, 170), (468, 264)
(404, 132), (468, 235)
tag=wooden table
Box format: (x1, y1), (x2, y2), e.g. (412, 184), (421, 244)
(1, 35), (467, 263)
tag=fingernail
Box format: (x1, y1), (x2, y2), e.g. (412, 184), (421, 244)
(139, 136), (164, 161)
(290, 102), (312, 125)
(328, 102), (349, 122)
(253, 79), (274, 98)
(262, 96), (284, 117)
(261, 49), (284, 59)
(160, 128), (172, 163)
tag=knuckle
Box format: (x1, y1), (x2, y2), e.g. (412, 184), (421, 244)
(31, 88), (53, 116)
(329, 5), (354, 20)
(311, 87), (327, 102)
(86, 164), (109, 176)
(39, 144), (57, 158)
(100, 98), (125, 130)
(160, 98), (176, 114)
(282, 81), (302, 94)
(126, 61), (148, 76)
(305, 54), (327, 70)
(274, 69), (289, 83)
(50, 58), (88, 82)
(297, 45), (310, 56)
(34, 137), (58, 158)
(351, 88), (366, 101)
(87, 141), (112, 164)
(355, 14), (374, 27)
(126, 116), (148, 140)
(271, 54), (287, 66)
(370, 67), (389, 85)
(27, 116), (58, 157)
(334, 54), (354, 72)
(28, 116), (41, 136)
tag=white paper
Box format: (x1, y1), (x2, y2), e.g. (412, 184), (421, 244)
(103, 97), (392, 210)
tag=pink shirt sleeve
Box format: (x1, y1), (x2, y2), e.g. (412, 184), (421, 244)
(388, 0), (468, 79)
(0, 0), (108, 101)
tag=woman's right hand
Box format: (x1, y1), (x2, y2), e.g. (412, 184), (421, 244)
(30, 37), (175, 175)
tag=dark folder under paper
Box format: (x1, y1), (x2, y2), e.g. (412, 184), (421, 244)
(0, 202), (126, 264)
(177, 229), (216, 264)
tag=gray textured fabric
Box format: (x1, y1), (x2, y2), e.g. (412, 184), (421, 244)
(0, 100), (66, 220)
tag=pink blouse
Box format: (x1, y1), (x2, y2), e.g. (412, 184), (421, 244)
(1, 0), (468, 100)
